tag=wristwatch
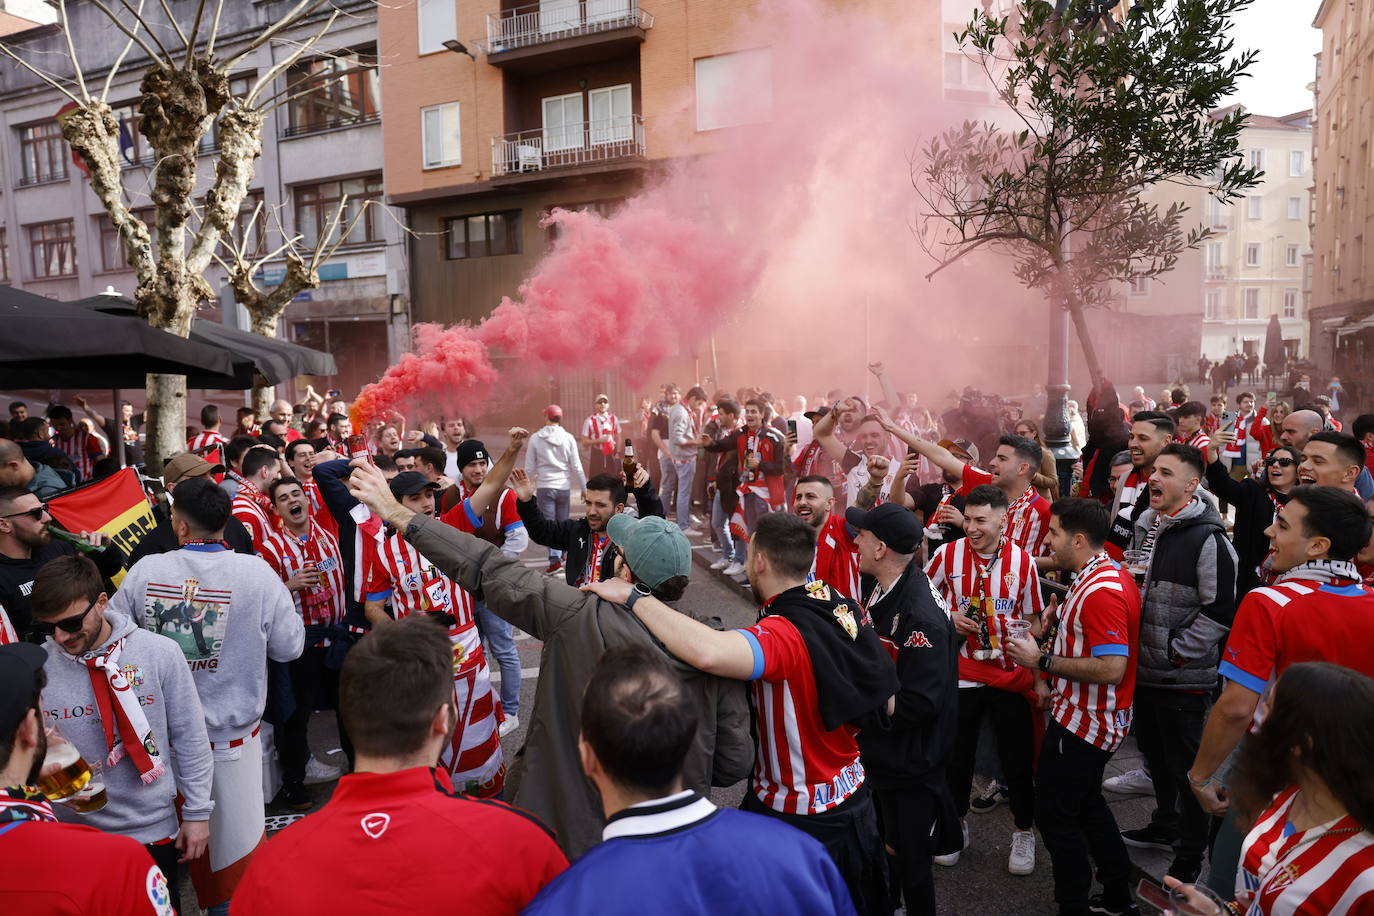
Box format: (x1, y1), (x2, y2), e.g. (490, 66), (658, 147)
(625, 582), (653, 610)
(1038, 651), (1053, 673)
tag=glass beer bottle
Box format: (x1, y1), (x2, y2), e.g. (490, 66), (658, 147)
(622, 438), (637, 484)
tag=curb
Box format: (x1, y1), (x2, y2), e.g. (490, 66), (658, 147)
(685, 529), (754, 601)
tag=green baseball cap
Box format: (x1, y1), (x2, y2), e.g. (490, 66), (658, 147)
(606, 513), (692, 590)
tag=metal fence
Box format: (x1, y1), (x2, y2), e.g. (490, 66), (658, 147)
(484, 0), (653, 54)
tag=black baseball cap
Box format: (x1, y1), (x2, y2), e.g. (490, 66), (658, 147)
(845, 503), (923, 555)
(455, 439), (488, 470)
(389, 471), (442, 499)
(0, 643), (46, 739)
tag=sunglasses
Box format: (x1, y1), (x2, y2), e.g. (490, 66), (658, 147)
(1265, 457), (1297, 468)
(32, 596), (99, 637)
(0, 502), (48, 521)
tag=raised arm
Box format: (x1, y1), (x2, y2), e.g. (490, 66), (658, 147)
(873, 407), (967, 479)
(469, 428), (529, 519)
(812, 401), (851, 462)
(868, 362), (901, 410)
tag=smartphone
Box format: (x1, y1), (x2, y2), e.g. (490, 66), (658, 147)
(787, 419), (797, 437)
(908, 445), (919, 459)
(1136, 877), (1170, 912)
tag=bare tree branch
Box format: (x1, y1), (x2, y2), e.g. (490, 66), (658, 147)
(245, 9), (340, 106)
(205, 0), (226, 56)
(155, 0), (189, 52)
(0, 44), (84, 105)
(85, 0), (171, 66)
(222, 0), (334, 68)
(100, 0), (149, 102)
(56, 1), (89, 102)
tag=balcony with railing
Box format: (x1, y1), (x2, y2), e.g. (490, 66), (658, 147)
(482, 1), (652, 71)
(491, 115), (646, 180)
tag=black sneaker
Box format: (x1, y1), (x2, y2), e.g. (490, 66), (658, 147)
(274, 781), (313, 812)
(1087, 896), (1141, 916)
(970, 780), (1009, 813)
(1120, 824), (1177, 852)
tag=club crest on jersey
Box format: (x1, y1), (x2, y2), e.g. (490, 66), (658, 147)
(805, 581), (833, 601)
(832, 604), (858, 640)
(1268, 863), (1301, 892)
(905, 631), (933, 649)
(1004, 572), (1018, 590)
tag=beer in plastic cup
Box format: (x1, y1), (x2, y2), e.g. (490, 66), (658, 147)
(1004, 618), (1032, 644)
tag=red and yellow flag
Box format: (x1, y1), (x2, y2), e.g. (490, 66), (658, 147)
(48, 468), (156, 583)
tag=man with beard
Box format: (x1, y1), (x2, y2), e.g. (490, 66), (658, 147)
(513, 464), (663, 588)
(1119, 444), (1237, 884)
(887, 439), (977, 557)
(261, 477), (348, 808)
(814, 402), (898, 508)
(581, 511), (897, 915)
(792, 475), (860, 599)
(0, 487), (122, 639)
(439, 416), (470, 480)
(1104, 413), (1174, 560)
(127, 454), (256, 566)
(0, 642), (178, 914)
(29, 556), (212, 904)
(884, 417), (1050, 556)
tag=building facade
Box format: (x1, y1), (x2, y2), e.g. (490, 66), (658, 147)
(1199, 106), (1312, 364)
(0, 1), (408, 403)
(1310, 0), (1374, 382)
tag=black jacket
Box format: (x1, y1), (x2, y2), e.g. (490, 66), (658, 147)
(517, 481), (665, 587)
(126, 501), (255, 568)
(1204, 460), (1288, 598)
(856, 560), (959, 787)
(0, 539), (125, 640)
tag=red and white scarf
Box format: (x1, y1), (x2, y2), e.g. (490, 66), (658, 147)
(588, 413), (619, 456)
(0, 785), (57, 825)
(77, 638), (165, 785)
(581, 532), (610, 586)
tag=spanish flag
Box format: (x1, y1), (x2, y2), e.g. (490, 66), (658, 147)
(47, 468), (156, 584)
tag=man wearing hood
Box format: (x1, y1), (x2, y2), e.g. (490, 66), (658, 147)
(1119, 442), (1237, 885)
(29, 554), (213, 908)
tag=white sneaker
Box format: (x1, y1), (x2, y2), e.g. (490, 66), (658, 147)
(498, 715), (520, 738)
(934, 819), (969, 867)
(1103, 767), (1154, 796)
(303, 757), (342, 785)
(710, 558), (731, 570)
(722, 562), (746, 576)
(1008, 829), (1036, 875)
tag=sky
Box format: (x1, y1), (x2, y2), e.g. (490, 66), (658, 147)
(1220, 0), (1323, 116)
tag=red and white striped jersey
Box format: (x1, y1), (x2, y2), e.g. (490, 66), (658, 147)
(257, 521), (346, 630)
(363, 526), (503, 795)
(925, 536), (1043, 687)
(1048, 552), (1140, 752)
(299, 477), (339, 539)
(958, 465), (1050, 555)
(186, 430), (229, 453)
(737, 615), (865, 816)
(0, 602), (16, 644)
(1238, 785), (1374, 915)
(230, 480), (278, 554)
(812, 514), (860, 600)
(582, 413), (620, 456)
(55, 430), (103, 480)
(1183, 429), (1211, 452)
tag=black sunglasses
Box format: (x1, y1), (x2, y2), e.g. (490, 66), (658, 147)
(32, 596), (99, 637)
(0, 502), (48, 521)
(1265, 457), (1297, 468)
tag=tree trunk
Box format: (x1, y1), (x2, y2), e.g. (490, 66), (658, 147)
(1066, 298), (1106, 394)
(144, 371), (188, 471)
(249, 310), (281, 418)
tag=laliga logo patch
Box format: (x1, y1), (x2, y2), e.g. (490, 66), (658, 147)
(361, 812), (391, 839)
(832, 604), (859, 640)
(146, 864), (173, 915)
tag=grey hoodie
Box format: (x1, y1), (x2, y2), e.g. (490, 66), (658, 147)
(524, 423), (588, 491)
(110, 545), (304, 742)
(42, 609), (215, 843)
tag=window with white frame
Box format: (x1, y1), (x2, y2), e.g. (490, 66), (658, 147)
(421, 103), (462, 168)
(1208, 197), (1228, 228)
(1248, 148), (1264, 170)
(542, 92), (584, 151)
(588, 84), (632, 144)
(1245, 242), (1261, 266)
(1206, 242), (1223, 273)
(943, 24), (989, 94)
(417, 0), (458, 55)
(1247, 196), (1263, 219)
(1289, 149), (1305, 176)
(1283, 289), (1297, 318)
(1205, 291), (1219, 319)
(1287, 196), (1302, 220)
(695, 49), (773, 131)
(1286, 243), (1300, 267)
(1243, 288), (1260, 319)
(1128, 276), (1150, 296)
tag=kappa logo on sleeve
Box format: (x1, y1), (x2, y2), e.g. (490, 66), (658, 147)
(904, 631), (933, 649)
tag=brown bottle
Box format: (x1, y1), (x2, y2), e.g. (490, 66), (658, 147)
(622, 438), (636, 484)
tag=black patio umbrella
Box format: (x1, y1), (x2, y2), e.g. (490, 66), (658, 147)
(1262, 314), (1285, 385)
(73, 292), (338, 388)
(0, 286), (236, 389)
